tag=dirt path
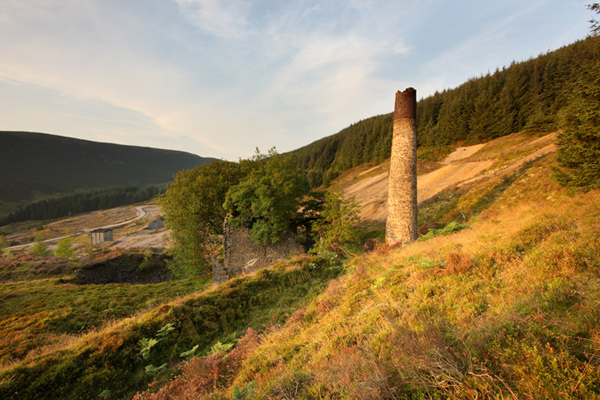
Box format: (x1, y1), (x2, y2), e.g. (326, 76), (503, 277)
(442, 144), (486, 163)
(82, 206), (147, 232)
(7, 205), (163, 251)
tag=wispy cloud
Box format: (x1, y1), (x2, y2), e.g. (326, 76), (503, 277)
(174, 0), (251, 38)
(0, 0), (591, 159)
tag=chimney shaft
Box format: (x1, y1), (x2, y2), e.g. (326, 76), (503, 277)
(386, 88), (418, 244)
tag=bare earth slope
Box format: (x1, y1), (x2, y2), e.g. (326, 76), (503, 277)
(342, 132), (557, 221)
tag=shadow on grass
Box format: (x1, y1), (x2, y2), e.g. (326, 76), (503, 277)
(467, 158), (540, 217)
(418, 155), (548, 234)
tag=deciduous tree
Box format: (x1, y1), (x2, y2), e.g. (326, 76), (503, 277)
(311, 189), (360, 257)
(224, 151), (310, 246)
(159, 160), (245, 276)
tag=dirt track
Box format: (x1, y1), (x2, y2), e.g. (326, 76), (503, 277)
(6, 204), (168, 252)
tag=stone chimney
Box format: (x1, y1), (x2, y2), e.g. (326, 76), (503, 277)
(386, 88), (417, 244)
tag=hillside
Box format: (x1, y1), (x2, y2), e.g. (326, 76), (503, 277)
(0, 131), (215, 217)
(292, 35), (599, 187)
(132, 132), (600, 399)
(3, 131), (600, 399)
(338, 131), (557, 222)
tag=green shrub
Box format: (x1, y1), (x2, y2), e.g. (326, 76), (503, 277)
(137, 249), (156, 272)
(418, 221), (469, 241)
(54, 237), (75, 258)
(28, 240), (50, 257)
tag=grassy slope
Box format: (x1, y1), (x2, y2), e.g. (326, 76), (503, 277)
(134, 138), (600, 399)
(0, 253), (343, 400)
(2, 134), (600, 399)
(0, 131), (215, 216)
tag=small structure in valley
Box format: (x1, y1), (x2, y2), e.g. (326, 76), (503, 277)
(386, 88), (418, 245)
(90, 228), (114, 245)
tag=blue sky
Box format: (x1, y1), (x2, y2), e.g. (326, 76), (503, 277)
(0, 0), (592, 160)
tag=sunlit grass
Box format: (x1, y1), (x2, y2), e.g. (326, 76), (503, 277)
(151, 160), (600, 399)
(4, 131), (600, 399)
(0, 272), (208, 368)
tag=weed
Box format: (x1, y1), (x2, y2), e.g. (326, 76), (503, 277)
(179, 345), (200, 361)
(138, 249), (157, 272)
(232, 380), (257, 400)
(209, 341), (234, 355)
(145, 363), (167, 375)
(156, 322), (175, 338)
(418, 221), (470, 241)
(138, 338), (160, 360)
(407, 256), (445, 270)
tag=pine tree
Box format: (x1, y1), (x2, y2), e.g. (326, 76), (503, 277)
(54, 237), (75, 259)
(554, 7), (600, 189)
(590, 3), (600, 35)
(555, 62), (600, 189)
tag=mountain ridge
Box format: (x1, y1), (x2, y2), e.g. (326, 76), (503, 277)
(0, 130), (216, 216)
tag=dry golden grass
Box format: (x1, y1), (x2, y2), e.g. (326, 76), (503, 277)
(170, 158), (600, 399)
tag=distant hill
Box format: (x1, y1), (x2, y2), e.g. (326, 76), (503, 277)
(0, 131), (216, 216)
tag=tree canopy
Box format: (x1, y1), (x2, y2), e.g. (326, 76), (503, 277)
(160, 150), (312, 276)
(224, 151), (310, 246)
(158, 160), (246, 276)
(554, 5), (600, 189)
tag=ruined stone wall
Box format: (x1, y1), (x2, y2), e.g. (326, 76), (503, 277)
(223, 222), (305, 277)
(386, 88), (418, 244)
(211, 258), (230, 285)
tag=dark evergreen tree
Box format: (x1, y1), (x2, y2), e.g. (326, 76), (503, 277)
(554, 12), (600, 189)
(556, 73), (600, 188)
